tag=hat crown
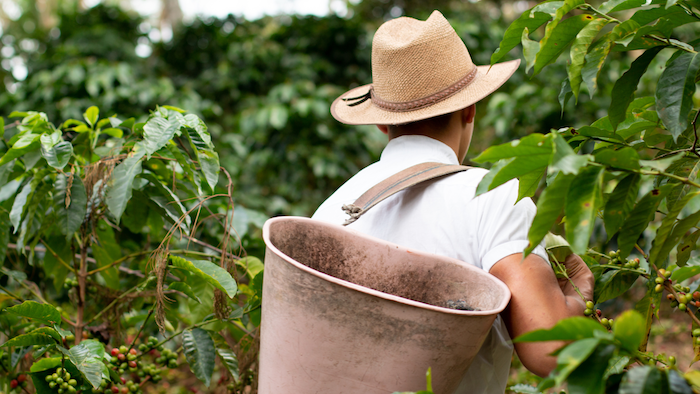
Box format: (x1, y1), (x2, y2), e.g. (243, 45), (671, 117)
(371, 11), (475, 103)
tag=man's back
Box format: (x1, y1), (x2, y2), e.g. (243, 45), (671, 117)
(312, 135), (548, 394)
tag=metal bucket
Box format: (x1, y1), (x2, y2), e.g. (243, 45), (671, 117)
(258, 217), (511, 394)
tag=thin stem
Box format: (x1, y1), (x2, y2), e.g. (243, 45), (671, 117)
(0, 284), (24, 302)
(635, 169), (700, 189)
(87, 250), (153, 275)
(15, 279), (48, 304)
(39, 241), (78, 274)
(128, 307), (155, 355)
(654, 263), (700, 328)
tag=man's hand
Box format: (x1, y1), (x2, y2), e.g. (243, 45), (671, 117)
(557, 254), (594, 304)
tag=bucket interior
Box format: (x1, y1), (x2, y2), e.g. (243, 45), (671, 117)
(267, 218), (508, 312)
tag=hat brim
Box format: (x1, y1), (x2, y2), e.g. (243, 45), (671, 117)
(331, 59), (521, 125)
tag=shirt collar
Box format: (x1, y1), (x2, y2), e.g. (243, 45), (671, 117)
(380, 135), (460, 165)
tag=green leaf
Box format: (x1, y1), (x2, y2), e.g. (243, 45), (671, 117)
(611, 19), (641, 46)
(475, 159), (511, 197)
(106, 143), (146, 222)
(42, 236), (72, 291)
(198, 150), (220, 191)
(162, 105), (186, 113)
(27, 327), (62, 342)
(30, 357), (62, 372)
(1, 333), (56, 347)
(41, 141), (72, 170)
(594, 269), (640, 303)
(100, 128), (123, 138)
(660, 209), (700, 267)
(518, 168), (544, 202)
(143, 116), (180, 155)
(534, 14), (594, 75)
(514, 316), (607, 342)
(181, 114), (213, 150)
(568, 18), (609, 100)
(54, 174), (87, 239)
(676, 230), (699, 266)
(565, 166), (604, 254)
(648, 191), (700, 266)
(522, 27), (540, 73)
(668, 369), (693, 394)
(168, 282), (201, 304)
(554, 338), (601, 386)
(58, 340), (108, 389)
(526, 172), (575, 256)
(559, 79), (574, 113)
(236, 256), (264, 280)
(491, 2), (562, 65)
(10, 180), (34, 232)
(170, 255), (238, 298)
(613, 310), (645, 352)
(606, 355), (631, 378)
(656, 51), (700, 141)
(474, 133), (552, 163)
(0, 132), (41, 167)
(0, 210), (9, 265)
(670, 265), (700, 283)
(83, 106), (99, 128)
(92, 223), (121, 289)
(182, 328), (216, 387)
(4, 301), (61, 325)
(618, 185), (673, 258)
(639, 153), (684, 172)
(551, 133), (591, 174)
(595, 147), (641, 171)
(566, 344), (615, 394)
(582, 36), (613, 97)
(618, 366), (669, 394)
(211, 333), (239, 382)
(609, 47), (664, 130)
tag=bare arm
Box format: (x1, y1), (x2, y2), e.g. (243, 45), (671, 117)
(489, 253), (594, 377)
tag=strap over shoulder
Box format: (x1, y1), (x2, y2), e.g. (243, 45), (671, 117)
(341, 162), (471, 226)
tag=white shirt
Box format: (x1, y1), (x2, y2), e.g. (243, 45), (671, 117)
(312, 135), (548, 394)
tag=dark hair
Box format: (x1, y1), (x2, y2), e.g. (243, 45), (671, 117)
(387, 111), (454, 138)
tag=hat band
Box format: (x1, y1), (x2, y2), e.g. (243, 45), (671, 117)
(343, 67), (478, 113)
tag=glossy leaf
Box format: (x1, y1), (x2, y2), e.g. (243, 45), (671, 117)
(10, 180), (34, 232)
(648, 191), (699, 266)
(54, 174), (87, 239)
(522, 28), (540, 73)
(518, 167), (544, 202)
(566, 344), (615, 394)
(42, 236), (72, 291)
(58, 340), (108, 389)
(551, 133), (591, 174)
(1, 333), (56, 347)
(595, 147), (640, 171)
(676, 230), (699, 266)
(0, 133), (41, 167)
(106, 143), (146, 222)
(595, 269), (640, 303)
(565, 166), (604, 254)
(198, 149), (220, 191)
(4, 301), (61, 325)
(491, 2), (562, 65)
(92, 223), (121, 289)
(618, 366), (669, 394)
(83, 106), (99, 128)
(656, 51), (700, 141)
(660, 210), (700, 266)
(514, 316), (606, 342)
(613, 310), (645, 352)
(211, 333), (239, 382)
(582, 36), (613, 97)
(488, 156), (549, 192)
(143, 116), (180, 155)
(668, 369), (693, 394)
(569, 18), (609, 99)
(41, 141), (72, 170)
(670, 264), (700, 283)
(611, 19), (640, 47)
(168, 282), (201, 304)
(182, 328), (216, 387)
(617, 185), (672, 258)
(0, 211), (8, 265)
(30, 357), (62, 372)
(475, 160), (510, 197)
(553, 338), (601, 386)
(474, 133), (552, 163)
(526, 172), (574, 256)
(534, 14), (593, 75)
(170, 255), (238, 298)
(609, 47), (664, 130)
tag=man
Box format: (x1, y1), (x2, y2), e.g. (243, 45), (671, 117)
(311, 10), (594, 394)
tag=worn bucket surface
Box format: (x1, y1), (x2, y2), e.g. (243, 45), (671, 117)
(258, 217), (511, 394)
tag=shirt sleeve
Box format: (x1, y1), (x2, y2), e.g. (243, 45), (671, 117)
(476, 178), (549, 273)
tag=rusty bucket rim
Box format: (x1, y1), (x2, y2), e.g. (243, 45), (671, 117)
(262, 216), (511, 316)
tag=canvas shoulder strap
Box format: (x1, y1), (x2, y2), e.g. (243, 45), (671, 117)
(341, 162), (471, 226)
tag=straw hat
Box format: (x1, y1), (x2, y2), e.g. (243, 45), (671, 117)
(331, 10), (520, 125)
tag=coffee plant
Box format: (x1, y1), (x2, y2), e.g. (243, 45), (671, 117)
(471, 0), (700, 392)
(0, 106), (263, 394)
